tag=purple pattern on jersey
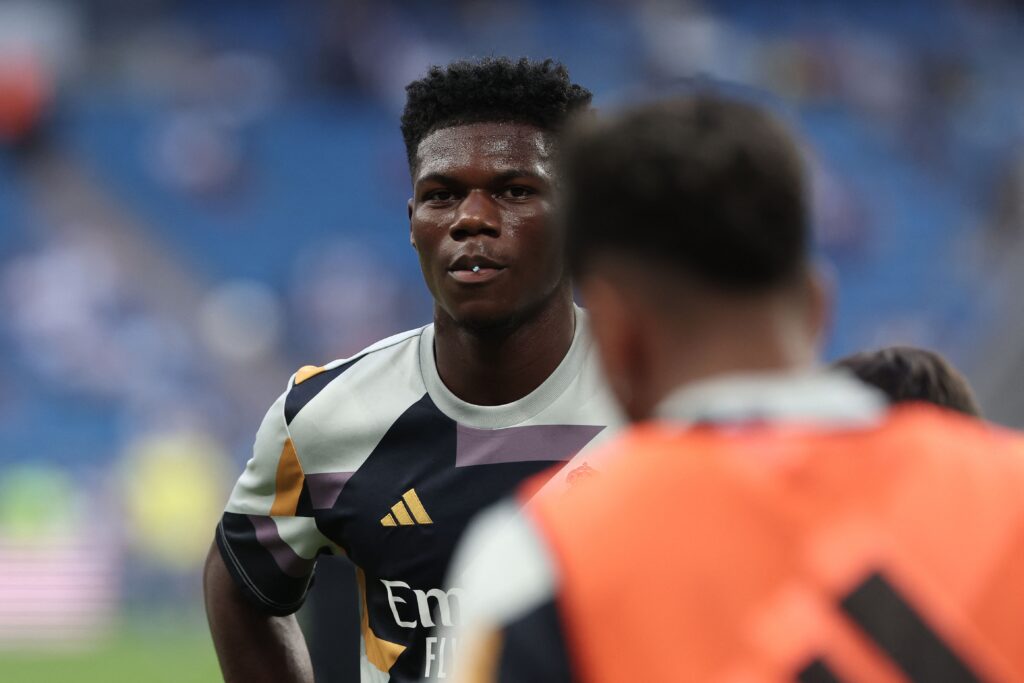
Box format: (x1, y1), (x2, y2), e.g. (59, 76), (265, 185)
(248, 515), (315, 578)
(455, 424), (604, 468)
(306, 471), (355, 509)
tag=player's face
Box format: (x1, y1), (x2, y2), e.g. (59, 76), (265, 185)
(409, 122), (566, 329)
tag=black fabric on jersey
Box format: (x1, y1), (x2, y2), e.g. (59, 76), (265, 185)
(285, 360), (359, 424)
(797, 659), (846, 683)
(294, 480), (316, 518)
(304, 556), (361, 683)
(217, 513), (315, 616)
(497, 597), (575, 683)
(840, 572), (981, 683)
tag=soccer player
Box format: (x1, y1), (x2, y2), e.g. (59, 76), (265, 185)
(451, 96), (1024, 681)
(203, 58), (620, 683)
(833, 346), (982, 416)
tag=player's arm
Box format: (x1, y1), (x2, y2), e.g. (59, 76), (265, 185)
(207, 385), (342, 682)
(204, 542), (314, 683)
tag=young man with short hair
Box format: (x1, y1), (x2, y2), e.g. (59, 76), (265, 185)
(203, 58), (619, 683)
(452, 95), (1024, 682)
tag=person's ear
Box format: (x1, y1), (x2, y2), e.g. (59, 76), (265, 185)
(804, 264), (832, 349)
(408, 198), (416, 250)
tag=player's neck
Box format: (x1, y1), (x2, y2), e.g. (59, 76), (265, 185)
(432, 290), (576, 407)
(631, 309), (818, 421)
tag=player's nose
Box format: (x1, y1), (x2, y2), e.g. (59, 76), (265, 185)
(449, 189), (500, 240)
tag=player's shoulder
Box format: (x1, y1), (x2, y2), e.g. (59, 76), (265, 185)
(884, 403), (1014, 441)
(283, 325), (429, 428)
(885, 404), (1024, 461)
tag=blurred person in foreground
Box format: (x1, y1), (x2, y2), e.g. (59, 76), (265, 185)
(834, 346), (982, 417)
(204, 57), (620, 683)
(449, 95), (1024, 682)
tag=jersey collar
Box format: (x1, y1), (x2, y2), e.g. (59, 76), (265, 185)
(419, 305), (592, 429)
(655, 370), (887, 426)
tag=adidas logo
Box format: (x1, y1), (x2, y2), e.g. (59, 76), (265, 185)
(381, 488), (433, 527)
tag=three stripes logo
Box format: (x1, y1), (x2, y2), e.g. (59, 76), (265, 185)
(381, 488), (433, 527)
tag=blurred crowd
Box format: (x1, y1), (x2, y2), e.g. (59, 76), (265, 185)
(0, 0), (1022, 653)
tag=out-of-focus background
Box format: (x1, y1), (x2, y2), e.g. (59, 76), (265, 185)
(0, 0), (1022, 680)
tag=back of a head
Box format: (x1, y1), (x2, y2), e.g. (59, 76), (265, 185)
(833, 346), (982, 417)
(400, 57), (592, 170)
(560, 95), (816, 421)
(562, 95), (809, 292)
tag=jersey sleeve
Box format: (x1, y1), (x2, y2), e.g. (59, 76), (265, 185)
(215, 388), (340, 616)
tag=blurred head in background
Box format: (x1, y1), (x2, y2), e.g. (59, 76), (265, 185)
(563, 95), (825, 421)
(402, 57), (592, 331)
(833, 346), (982, 416)
(0, 50), (52, 152)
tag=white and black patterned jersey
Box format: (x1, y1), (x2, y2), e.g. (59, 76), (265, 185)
(215, 306), (621, 682)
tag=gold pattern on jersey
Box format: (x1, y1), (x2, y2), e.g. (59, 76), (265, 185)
(380, 488), (434, 526)
(355, 568), (406, 672)
(269, 437), (304, 516)
(294, 365), (327, 385)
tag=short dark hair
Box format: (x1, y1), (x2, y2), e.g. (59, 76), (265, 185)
(400, 57), (592, 168)
(562, 95), (809, 291)
(833, 346), (982, 416)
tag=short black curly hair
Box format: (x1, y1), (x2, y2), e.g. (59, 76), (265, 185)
(563, 95), (809, 292)
(400, 57), (592, 168)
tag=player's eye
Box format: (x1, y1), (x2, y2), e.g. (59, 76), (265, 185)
(424, 189), (457, 202)
(501, 186), (535, 199)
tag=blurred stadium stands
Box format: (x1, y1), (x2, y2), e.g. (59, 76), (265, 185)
(1, 0), (1023, 679)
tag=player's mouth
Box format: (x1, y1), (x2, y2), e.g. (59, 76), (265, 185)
(447, 255), (506, 284)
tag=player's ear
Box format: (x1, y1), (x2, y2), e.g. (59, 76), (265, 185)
(408, 198), (416, 250)
(803, 264), (832, 349)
